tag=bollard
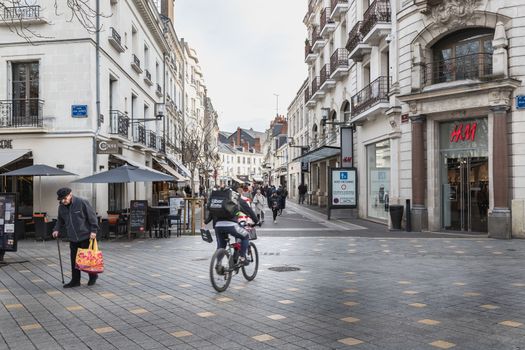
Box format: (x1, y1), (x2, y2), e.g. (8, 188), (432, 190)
(406, 199), (411, 232)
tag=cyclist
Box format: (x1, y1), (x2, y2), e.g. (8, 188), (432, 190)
(203, 185), (258, 266)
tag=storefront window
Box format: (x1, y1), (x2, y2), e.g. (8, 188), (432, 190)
(367, 140), (390, 220)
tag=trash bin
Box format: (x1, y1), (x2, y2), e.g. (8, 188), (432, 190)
(389, 205), (404, 230)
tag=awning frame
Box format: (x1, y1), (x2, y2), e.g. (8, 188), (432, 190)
(292, 146), (340, 163)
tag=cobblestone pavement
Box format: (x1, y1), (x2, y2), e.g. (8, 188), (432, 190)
(1, 207), (525, 349)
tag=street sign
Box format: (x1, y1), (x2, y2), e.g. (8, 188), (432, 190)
(327, 167), (358, 220)
(71, 105), (88, 118)
(517, 96), (525, 110)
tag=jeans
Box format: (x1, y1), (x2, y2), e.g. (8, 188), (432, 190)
(215, 224), (249, 257)
(299, 194), (305, 204)
(70, 239), (97, 283)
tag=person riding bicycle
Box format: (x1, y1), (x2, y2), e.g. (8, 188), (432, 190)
(203, 185), (258, 266)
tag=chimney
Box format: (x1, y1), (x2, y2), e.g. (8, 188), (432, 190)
(254, 138), (261, 153)
(161, 0), (175, 23)
(237, 127), (241, 146)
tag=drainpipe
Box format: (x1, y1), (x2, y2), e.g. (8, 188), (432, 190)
(92, 0), (101, 210)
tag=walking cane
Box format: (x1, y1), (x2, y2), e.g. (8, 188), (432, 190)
(56, 238), (65, 284)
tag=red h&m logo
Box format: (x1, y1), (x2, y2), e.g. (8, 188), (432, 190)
(450, 122), (477, 143)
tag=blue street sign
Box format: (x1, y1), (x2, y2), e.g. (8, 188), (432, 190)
(340, 172), (348, 180)
(517, 96), (525, 110)
(71, 105), (88, 118)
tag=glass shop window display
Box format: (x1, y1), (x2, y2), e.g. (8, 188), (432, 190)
(367, 140), (391, 221)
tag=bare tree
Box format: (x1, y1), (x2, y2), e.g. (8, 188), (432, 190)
(181, 118), (219, 196)
(1, 0), (103, 41)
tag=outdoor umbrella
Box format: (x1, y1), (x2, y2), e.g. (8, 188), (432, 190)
(72, 164), (174, 184)
(2, 164), (77, 212)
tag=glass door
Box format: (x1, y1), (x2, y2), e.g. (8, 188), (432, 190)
(442, 156), (488, 232)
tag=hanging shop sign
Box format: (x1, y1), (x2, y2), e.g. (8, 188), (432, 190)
(96, 140), (121, 154)
(340, 127), (354, 168)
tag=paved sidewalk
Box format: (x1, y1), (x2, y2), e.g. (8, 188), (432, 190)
(1, 235), (525, 349)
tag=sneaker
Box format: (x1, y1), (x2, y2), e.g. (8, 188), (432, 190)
(87, 275), (98, 286)
(273, 220), (277, 224)
(63, 281), (80, 289)
(238, 257), (250, 266)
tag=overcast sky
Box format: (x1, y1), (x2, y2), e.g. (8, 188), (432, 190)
(175, 0), (306, 133)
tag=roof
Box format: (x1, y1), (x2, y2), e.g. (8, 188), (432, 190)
(218, 143), (236, 154)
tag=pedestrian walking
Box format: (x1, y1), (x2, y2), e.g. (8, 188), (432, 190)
(252, 189), (266, 223)
(269, 191), (281, 223)
(298, 183), (307, 204)
(52, 187), (99, 288)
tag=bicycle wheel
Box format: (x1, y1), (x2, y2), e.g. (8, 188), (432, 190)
(210, 248), (232, 292)
(242, 242), (259, 281)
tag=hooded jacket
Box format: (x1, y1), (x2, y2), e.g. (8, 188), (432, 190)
(54, 196), (99, 242)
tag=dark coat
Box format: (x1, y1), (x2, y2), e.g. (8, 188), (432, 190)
(205, 195), (258, 227)
(54, 196), (99, 242)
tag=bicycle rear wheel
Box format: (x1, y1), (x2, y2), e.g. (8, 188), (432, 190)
(242, 242), (259, 281)
(210, 248), (232, 292)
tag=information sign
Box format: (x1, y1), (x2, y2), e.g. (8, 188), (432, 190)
(0, 193), (18, 252)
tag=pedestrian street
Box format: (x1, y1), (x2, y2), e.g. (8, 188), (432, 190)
(1, 205), (525, 349)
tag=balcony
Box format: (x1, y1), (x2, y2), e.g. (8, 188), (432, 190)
(330, 0), (349, 19)
(361, 0), (392, 45)
(131, 54), (142, 73)
(108, 27), (125, 53)
(346, 21), (371, 62)
(330, 48), (350, 79)
(132, 122), (146, 146)
(311, 28), (327, 52)
(351, 76), (390, 122)
(147, 130), (157, 149)
(320, 7), (336, 38)
(311, 76), (325, 100)
(305, 86), (316, 108)
(158, 136), (166, 154)
(0, 5), (46, 25)
(319, 64), (336, 91)
(0, 99), (44, 129)
(156, 84), (162, 97)
(109, 110), (129, 139)
(304, 42), (317, 64)
(422, 53), (493, 87)
(144, 70), (153, 86)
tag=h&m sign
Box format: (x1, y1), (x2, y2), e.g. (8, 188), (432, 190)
(450, 122), (477, 143)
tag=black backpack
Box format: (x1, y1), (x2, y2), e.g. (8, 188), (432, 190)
(207, 189), (240, 220)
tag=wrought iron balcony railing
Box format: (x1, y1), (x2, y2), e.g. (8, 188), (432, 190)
(320, 64), (331, 86)
(320, 7), (334, 32)
(311, 77), (320, 95)
(109, 110), (129, 138)
(304, 87), (311, 104)
(305, 43), (313, 59)
(423, 53), (493, 86)
(110, 27), (121, 46)
(345, 21), (363, 54)
(159, 136), (166, 153)
(0, 99), (44, 128)
(132, 122), (146, 145)
(148, 130), (157, 149)
(1, 5), (40, 21)
(351, 76), (389, 117)
(311, 28), (322, 46)
(330, 48), (349, 75)
(361, 0), (391, 39)
(156, 83), (162, 96)
(145, 69), (152, 82)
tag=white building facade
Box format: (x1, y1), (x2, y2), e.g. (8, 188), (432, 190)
(0, 0), (213, 217)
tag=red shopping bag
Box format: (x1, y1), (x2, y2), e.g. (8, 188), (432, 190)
(75, 239), (104, 273)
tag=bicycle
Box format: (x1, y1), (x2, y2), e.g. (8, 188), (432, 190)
(201, 225), (259, 292)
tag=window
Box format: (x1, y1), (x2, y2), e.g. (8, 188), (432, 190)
(11, 61), (39, 120)
(144, 44), (149, 69)
(432, 28), (494, 84)
(367, 140), (391, 221)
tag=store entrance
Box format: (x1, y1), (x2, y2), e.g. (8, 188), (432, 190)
(442, 156), (488, 232)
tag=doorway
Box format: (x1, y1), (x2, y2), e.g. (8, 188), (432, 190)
(442, 156), (488, 232)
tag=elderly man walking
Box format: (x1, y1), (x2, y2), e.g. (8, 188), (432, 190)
(52, 187), (99, 288)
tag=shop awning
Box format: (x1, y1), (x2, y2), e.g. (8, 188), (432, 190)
(292, 146), (340, 163)
(153, 159), (186, 182)
(231, 175), (247, 184)
(252, 175), (264, 182)
(166, 155), (191, 178)
(0, 149), (31, 169)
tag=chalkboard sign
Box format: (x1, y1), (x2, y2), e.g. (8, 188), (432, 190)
(129, 200), (148, 234)
(0, 193), (18, 252)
